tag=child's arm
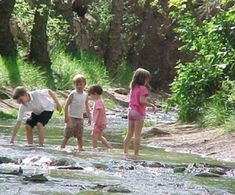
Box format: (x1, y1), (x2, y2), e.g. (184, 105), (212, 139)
(85, 96), (91, 125)
(48, 89), (62, 112)
(64, 94), (73, 124)
(10, 120), (21, 144)
(95, 108), (105, 128)
(140, 95), (156, 112)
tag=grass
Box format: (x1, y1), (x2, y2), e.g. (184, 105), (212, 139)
(51, 49), (111, 89)
(198, 102), (227, 127)
(0, 49), (133, 90)
(113, 61), (133, 87)
(221, 114), (235, 132)
(0, 56), (47, 89)
(0, 110), (17, 120)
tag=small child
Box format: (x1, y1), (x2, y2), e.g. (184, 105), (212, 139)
(123, 68), (155, 157)
(10, 87), (61, 146)
(61, 74), (91, 150)
(88, 84), (111, 150)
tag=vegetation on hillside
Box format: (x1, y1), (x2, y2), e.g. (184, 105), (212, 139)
(1, 0), (235, 131)
(168, 1), (235, 130)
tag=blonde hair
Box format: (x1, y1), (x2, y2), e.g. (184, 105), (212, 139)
(73, 74), (86, 85)
(129, 68), (150, 89)
(12, 86), (28, 99)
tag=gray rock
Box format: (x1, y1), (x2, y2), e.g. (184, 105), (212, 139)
(173, 167), (186, 173)
(105, 185), (131, 193)
(23, 174), (48, 182)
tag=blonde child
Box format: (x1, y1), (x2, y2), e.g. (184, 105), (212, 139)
(88, 84), (111, 150)
(10, 87), (61, 146)
(123, 68), (155, 157)
(61, 74), (91, 150)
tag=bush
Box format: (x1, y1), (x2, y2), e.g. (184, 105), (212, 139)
(169, 9), (235, 122)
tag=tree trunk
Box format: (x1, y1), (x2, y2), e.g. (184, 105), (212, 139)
(0, 0), (17, 58)
(28, 0), (51, 70)
(104, 0), (123, 75)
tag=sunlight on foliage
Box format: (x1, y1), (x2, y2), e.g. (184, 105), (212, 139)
(51, 49), (111, 89)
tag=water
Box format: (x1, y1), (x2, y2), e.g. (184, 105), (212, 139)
(0, 109), (235, 194)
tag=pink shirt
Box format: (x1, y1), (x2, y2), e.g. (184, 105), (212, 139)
(93, 99), (107, 128)
(128, 85), (149, 116)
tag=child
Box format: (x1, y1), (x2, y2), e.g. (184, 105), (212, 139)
(61, 74), (91, 150)
(123, 68), (155, 157)
(88, 84), (111, 150)
(10, 87), (61, 146)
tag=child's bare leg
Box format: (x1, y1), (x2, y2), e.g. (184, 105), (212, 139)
(61, 137), (68, 148)
(36, 122), (45, 147)
(77, 135), (84, 150)
(123, 120), (135, 154)
(25, 124), (33, 145)
(134, 120), (144, 156)
(92, 134), (98, 149)
(99, 136), (111, 149)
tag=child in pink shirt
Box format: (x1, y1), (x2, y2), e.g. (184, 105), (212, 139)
(88, 84), (111, 150)
(124, 68), (156, 157)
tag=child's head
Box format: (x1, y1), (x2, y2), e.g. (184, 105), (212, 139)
(12, 86), (29, 104)
(88, 84), (103, 100)
(130, 68), (151, 89)
(73, 74), (86, 92)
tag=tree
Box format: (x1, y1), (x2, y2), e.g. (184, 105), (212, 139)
(0, 0), (17, 58)
(104, 0), (123, 74)
(28, 0), (51, 70)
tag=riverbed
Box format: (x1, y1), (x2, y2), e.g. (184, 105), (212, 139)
(0, 109), (235, 194)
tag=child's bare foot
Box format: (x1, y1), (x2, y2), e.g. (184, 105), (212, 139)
(78, 147), (85, 151)
(123, 153), (130, 159)
(133, 154), (140, 160)
(24, 143), (34, 147)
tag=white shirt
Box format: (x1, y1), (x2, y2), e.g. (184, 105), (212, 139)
(17, 89), (55, 121)
(68, 90), (87, 119)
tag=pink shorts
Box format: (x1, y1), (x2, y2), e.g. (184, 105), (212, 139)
(92, 124), (106, 137)
(128, 109), (144, 121)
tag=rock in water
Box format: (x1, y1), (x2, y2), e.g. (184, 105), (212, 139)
(23, 174), (48, 182)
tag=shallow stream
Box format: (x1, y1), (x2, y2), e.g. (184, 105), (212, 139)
(0, 108), (235, 194)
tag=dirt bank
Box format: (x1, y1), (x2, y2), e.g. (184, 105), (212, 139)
(142, 123), (235, 162)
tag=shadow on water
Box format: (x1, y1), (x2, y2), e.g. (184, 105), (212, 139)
(0, 114), (235, 194)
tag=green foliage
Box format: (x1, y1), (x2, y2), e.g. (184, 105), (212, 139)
(222, 114), (235, 132)
(169, 6), (235, 123)
(87, 0), (112, 46)
(168, 0), (187, 10)
(0, 110), (17, 120)
(0, 56), (46, 88)
(104, 98), (116, 110)
(47, 16), (71, 50)
(114, 61), (133, 87)
(51, 49), (111, 89)
(144, 120), (154, 127)
(12, 0), (35, 48)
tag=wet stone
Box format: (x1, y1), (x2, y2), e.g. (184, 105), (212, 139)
(93, 163), (109, 170)
(195, 172), (221, 177)
(104, 185), (131, 193)
(58, 166), (84, 170)
(142, 127), (171, 139)
(208, 168), (226, 175)
(23, 174), (48, 183)
(0, 157), (16, 164)
(50, 158), (75, 166)
(147, 161), (166, 168)
(173, 167), (186, 173)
